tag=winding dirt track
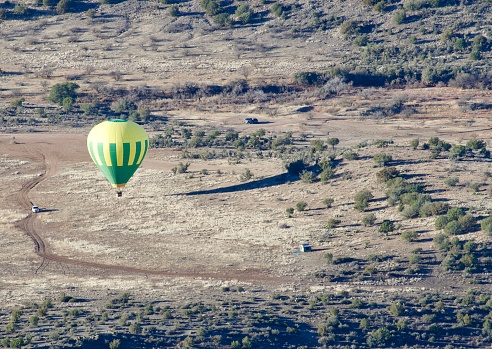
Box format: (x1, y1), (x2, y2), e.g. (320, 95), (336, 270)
(14, 145), (283, 284)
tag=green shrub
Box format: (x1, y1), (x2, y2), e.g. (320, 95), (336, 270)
(293, 71), (324, 86)
(373, 153), (392, 167)
(470, 49), (482, 60)
(172, 162), (190, 174)
(296, 201), (308, 212)
(271, 2), (284, 17)
(284, 159), (307, 176)
(444, 220), (461, 235)
(200, 0), (221, 15)
(340, 20), (358, 37)
(389, 301), (405, 316)
(452, 36), (466, 50)
(373, 1), (386, 12)
(324, 252), (334, 264)
(129, 322), (142, 334)
(468, 182), (483, 193)
(286, 207), (294, 216)
(472, 34), (488, 52)
(410, 138), (419, 150)
(322, 197), (334, 208)
(300, 170), (315, 183)
(466, 138), (486, 150)
(235, 4), (252, 24)
(367, 327), (391, 347)
(327, 138), (340, 150)
(379, 220), (394, 234)
(362, 213), (376, 226)
(441, 27), (454, 42)
(433, 233), (449, 252)
(445, 207), (462, 220)
(14, 3), (28, 15)
(458, 214), (475, 232)
(48, 82), (79, 105)
(29, 315), (39, 327)
(214, 13), (231, 27)
(392, 10), (406, 25)
(353, 34), (369, 46)
(401, 230), (419, 242)
(444, 177), (459, 187)
(481, 216), (492, 235)
(449, 145), (466, 160)
(326, 219), (341, 229)
(168, 5), (179, 16)
(56, 0), (71, 14)
(342, 151), (358, 160)
(354, 190), (373, 212)
(239, 168), (253, 182)
(109, 339), (121, 349)
(320, 167), (336, 183)
(376, 167), (399, 183)
(419, 202), (448, 217)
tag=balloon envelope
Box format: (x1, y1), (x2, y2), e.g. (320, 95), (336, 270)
(87, 119), (148, 188)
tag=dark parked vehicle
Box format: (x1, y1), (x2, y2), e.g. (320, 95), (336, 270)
(244, 118), (258, 124)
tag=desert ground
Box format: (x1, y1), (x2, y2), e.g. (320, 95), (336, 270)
(2, 86), (492, 298)
(3, 91), (492, 347)
(2, 0), (492, 346)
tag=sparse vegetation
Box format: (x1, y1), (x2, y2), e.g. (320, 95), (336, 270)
(4, 2), (492, 349)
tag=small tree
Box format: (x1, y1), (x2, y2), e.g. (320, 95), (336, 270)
(367, 327), (391, 347)
(214, 13), (232, 27)
(392, 10), (406, 25)
(354, 190), (373, 212)
(449, 145), (466, 160)
(48, 82), (79, 105)
(410, 138), (419, 150)
(327, 137), (340, 150)
(235, 4), (252, 24)
(200, 0), (221, 15)
(379, 220), (394, 234)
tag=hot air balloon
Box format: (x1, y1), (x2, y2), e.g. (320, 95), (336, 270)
(87, 119), (148, 196)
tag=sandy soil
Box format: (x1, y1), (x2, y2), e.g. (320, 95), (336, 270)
(2, 97), (492, 306)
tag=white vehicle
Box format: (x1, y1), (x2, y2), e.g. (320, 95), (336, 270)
(31, 205), (40, 213)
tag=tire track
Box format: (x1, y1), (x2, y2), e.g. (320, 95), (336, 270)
(14, 145), (283, 284)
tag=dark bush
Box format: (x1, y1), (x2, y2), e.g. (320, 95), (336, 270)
(48, 82), (79, 105)
(293, 71), (325, 86)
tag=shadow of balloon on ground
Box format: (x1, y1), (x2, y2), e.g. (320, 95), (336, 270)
(174, 172), (298, 196)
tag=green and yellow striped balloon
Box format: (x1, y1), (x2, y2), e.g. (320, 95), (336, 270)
(87, 119), (148, 189)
